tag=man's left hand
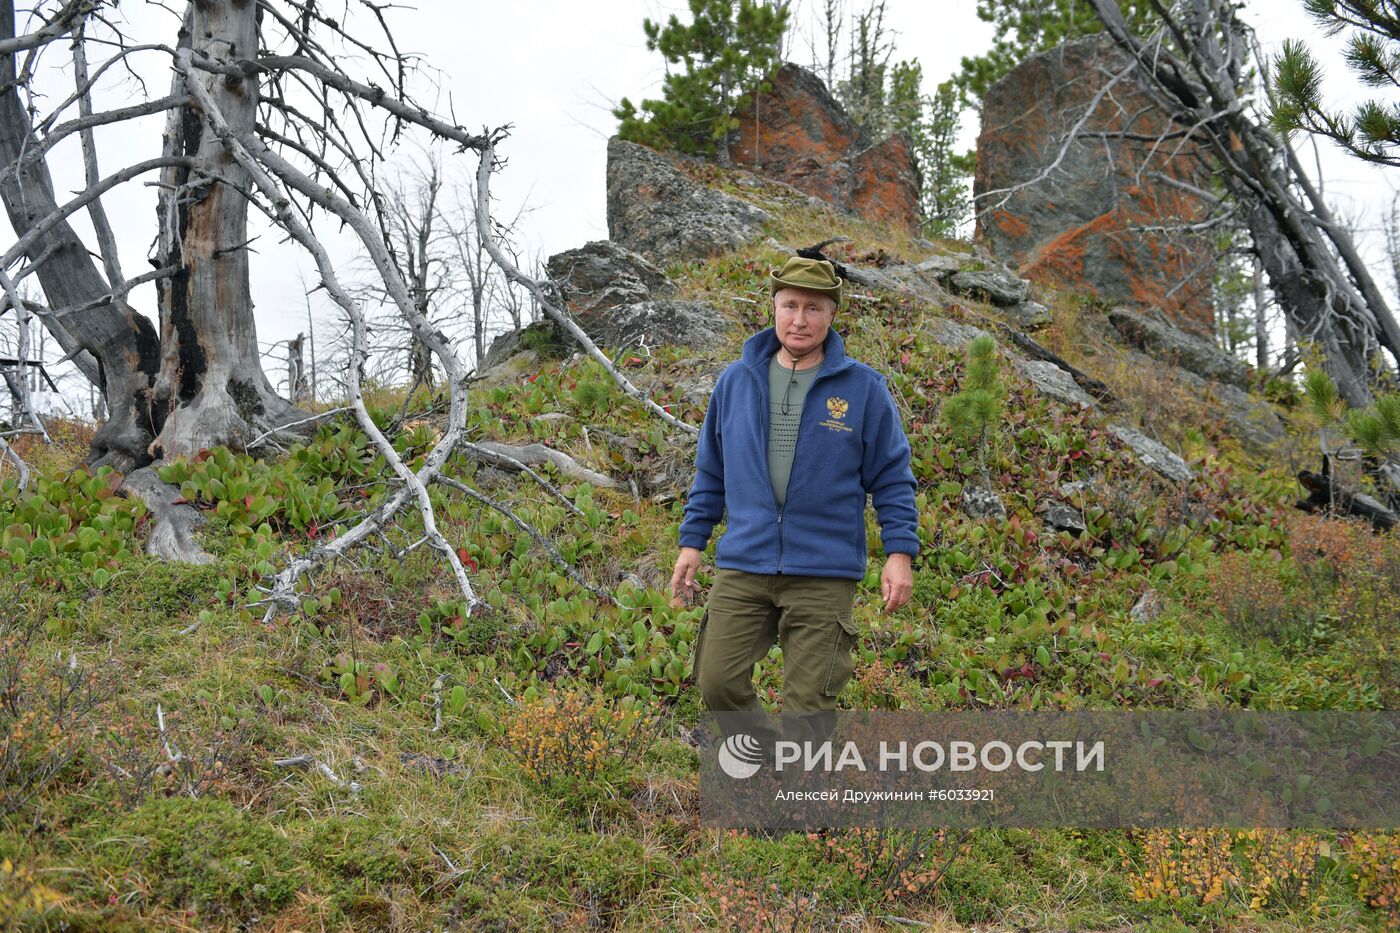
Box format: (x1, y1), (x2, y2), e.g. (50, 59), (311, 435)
(881, 553), (913, 612)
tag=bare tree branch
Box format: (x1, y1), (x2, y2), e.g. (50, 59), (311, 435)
(473, 142), (700, 438)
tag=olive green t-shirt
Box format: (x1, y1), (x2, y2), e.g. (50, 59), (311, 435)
(767, 356), (821, 508)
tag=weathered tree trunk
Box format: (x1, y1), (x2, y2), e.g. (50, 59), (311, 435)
(409, 190), (435, 390)
(0, 1), (158, 470)
(1239, 196), (1375, 405)
(151, 0), (300, 460)
(1088, 0), (1398, 408)
(287, 332), (309, 403)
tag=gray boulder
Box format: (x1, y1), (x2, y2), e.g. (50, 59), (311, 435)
(1058, 478), (1100, 499)
(1109, 423), (1195, 483)
(1016, 359), (1097, 409)
(1004, 300), (1052, 331)
(589, 299), (730, 352)
(961, 485), (1007, 520)
(1202, 378), (1286, 453)
(1119, 345), (1285, 454)
(927, 318), (991, 351)
(606, 137), (770, 265)
(479, 326), (542, 371)
(949, 268), (1031, 306)
(1108, 306), (1250, 388)
(913, 254), (963, 276)
(1130, 589), (1164, 624)
(545, 240), (675, 315)
(1043, 503), (1086, 534)
(475, 347), (541, 386)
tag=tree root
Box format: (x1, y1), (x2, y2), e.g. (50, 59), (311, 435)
(121, 466), (213, 564)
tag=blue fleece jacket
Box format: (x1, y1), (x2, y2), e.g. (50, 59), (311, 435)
(678, 326), (920, 580)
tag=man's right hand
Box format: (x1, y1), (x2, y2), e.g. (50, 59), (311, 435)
(669, 546), (704, 608)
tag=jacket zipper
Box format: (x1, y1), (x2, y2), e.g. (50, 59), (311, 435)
(751, 356), (842, 575)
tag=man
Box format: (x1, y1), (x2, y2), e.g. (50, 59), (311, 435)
(670, 255), (919, 745)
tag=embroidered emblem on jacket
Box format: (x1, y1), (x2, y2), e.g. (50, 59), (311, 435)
(821, 396), (853, 433)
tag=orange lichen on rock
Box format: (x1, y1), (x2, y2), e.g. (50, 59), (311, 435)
(974, 36), (1216, 333)
(728, 63), (920, 230)
(993, 210), (1032, 238)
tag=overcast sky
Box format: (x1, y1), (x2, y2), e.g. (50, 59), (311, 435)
(9, 0), (1397, 402)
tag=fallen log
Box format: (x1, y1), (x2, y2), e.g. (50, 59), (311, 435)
(1296, 457), (1397, 531)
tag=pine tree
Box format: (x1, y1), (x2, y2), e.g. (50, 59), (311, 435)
(837, 0), (894, 134)
(942, 334), (1005, 484)
(830, 4), (973, 236)
(613, 0), (789, 160)
(955, 0), (1153, 110)
(1270, 1), (1400, 167)
(1303, 369), (1400, 508)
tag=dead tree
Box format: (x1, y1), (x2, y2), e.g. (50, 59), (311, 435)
(1086, 0), (1400, 408)
(0, 0), (491, 601)
(286, 332), (309, 404)
(1, 1), (689, 615)
(375, 157), (445, 393)
(367, 160), (530, 381)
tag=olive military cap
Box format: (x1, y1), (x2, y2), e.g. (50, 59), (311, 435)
(769, 256), (843, 305)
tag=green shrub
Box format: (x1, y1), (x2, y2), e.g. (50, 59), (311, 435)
(108, 797), (297, 920)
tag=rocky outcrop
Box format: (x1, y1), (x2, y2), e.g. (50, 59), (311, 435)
(544, 238), (729, 353)
(589, 299), (730, 352)
(949, 268), (1030, 306)
(1109, 423), (1195, 483)
(606, 137), (770, 265)
(1108, 306), (1250, 388)
(1016, 359), (1097, 410)
(546, 241), (675, 315)
(479, 302), (728, 374)
(726, 63), (920, 230)
(1162, 356), (1286, 453)
(974, 35), (1216, 335)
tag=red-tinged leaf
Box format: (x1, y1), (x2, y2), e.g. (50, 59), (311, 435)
(1098, 652), (1112, 663)
(244, 493), (255, 509)
(194, 448), (212, 463)
(170, 498), (188, 506)
(307, 521), (319, 540)
(625, 356), (643, 366)
(105, 471), (124, 494)
(1147, 677), (1165, 688)
(900, 351), (910, 366)
(455, 546), (479, 573)
(526, 373), (540, 383)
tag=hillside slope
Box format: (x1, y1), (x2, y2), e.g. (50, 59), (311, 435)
(1, 160), (1398, 931)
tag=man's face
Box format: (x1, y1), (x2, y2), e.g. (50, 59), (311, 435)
(773, 287), (836, 357)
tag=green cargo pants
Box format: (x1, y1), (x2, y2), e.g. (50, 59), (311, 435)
(692, 567), (859, 750)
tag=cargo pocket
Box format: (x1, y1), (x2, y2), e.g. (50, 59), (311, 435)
(821, 610), (860, 697)
(688, 608), (710, 685)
